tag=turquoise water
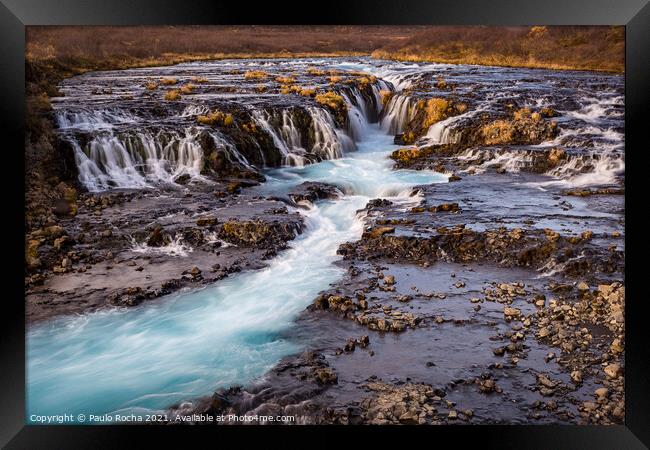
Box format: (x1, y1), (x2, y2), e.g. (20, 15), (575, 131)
(26, 124), (446, 420)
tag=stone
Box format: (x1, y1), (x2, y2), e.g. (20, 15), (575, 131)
(570, 370), (583, 384)
(504, 307), (521, 318)
(595, 388), (609, 399)
(604, 363), (620, 379)
(577, 281), (590, 291)
(384, 275), (395, 285)
(313, 368), (338, 385)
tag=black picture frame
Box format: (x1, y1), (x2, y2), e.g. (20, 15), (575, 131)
(2, 0), (648, 447)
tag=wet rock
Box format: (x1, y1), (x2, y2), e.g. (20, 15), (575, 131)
(344, 339), (356, 352)
(289, 182), (340, 204)
(313, 368), (338, 385)
(196, 216), (218, 227)
(147, 225), (171, 247)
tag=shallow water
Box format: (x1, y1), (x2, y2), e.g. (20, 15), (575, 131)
(26, 124), (446, 419)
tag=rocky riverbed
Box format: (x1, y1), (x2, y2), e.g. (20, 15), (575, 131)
(26, 57), (624, 425)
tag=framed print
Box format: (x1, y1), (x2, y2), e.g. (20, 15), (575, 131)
(2, 0), (648, 447)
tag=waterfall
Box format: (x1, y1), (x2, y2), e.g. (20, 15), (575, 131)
(307, 106), (355, 160)
(68, 128), (205, 192)
(380, 94), (414, 134)
(250, 109), (309, 167)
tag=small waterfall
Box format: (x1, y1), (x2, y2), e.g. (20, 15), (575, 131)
(380, 94), (415, 134)
(68, 128), (205, 192)
(424, 115), (461, 145)
(307, 106), (355, 160)
(210, 131), (254, 170)
(251, 109), (308, 167)
(56, 108), (136, 131)
(340, 91), (369, 141)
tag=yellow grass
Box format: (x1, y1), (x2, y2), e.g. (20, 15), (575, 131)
(315, 91), (346, 110)
(244, 70), (269, 80)
(164, 89), (181, 101)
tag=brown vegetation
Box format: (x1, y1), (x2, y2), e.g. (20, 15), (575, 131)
(371, 26), (623, 73)
(315, 92), (347, 110)
(196, 111), (235, 127)
(163, 89), (181, 101)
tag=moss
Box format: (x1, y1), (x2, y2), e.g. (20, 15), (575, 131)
(328, 75), (343, 84)
(315, 91), (347, 111)
(160, 77), (178, 85)
(307, 67), (325, 76)
(244, 70), (269, 80)
(191, 76), (209, 83)
(164, 89), (181, 101)
(145, 81), (158, 90)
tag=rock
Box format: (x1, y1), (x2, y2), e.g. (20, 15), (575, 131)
(570, 370), (583, 384)
(196, 216), (218, 227)
(398, 411), (419, 425)
(367, 226), (395, 238)
(493, 347), (506, 356)
(384, 275), (395, 285)
(577, 281), (590, 291)
(479, 379), (497, 393)
(504, 307), (521, 318)
(604, 363), (620, 379)
(147, 225), (170, 247)
(313, 368), (338, 385)
(537, 374), (558, 389)
(448, 410), (458, 420)
(595, 388), (609, 399)
(344, 339), (356, 352)
(358, 335), (370, 348)
(174, 174), (191, 185)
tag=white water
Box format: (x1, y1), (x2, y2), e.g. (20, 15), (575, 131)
(27, 124), (446, 419)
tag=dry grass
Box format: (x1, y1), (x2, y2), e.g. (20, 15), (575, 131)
(25, 26), (623, 78)
(196, 111), (235, 127)
(481, 120), (515, 145)
(421, 98), (452, 128)
(163, 89), (181, 101)
(371, 26), (624, 73)
(179, 83), (196, 94)
(315, 92), (347, 110)
(275, 75), (296, 84)
(244, 70), (269, 80)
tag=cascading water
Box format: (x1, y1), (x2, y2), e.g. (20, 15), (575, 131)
(27, 121), (447, 419)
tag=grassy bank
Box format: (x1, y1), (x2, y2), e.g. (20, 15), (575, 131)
(371, 26), (624, 73)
